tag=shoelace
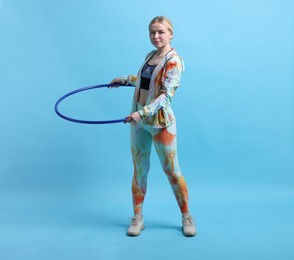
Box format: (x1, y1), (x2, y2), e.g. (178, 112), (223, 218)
(130, 217), (142, 226)
(183, 216), (194, 226)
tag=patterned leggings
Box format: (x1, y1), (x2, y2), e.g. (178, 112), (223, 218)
(130, 120), (189, 214)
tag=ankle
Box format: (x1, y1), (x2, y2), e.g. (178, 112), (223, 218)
(182, 212), (190, 218)
(134, 213), (143, 218)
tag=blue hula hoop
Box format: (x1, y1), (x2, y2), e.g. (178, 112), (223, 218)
(54, 83), (134, 124)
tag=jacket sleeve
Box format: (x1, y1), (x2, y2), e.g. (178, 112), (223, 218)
(120, 75), (137, 86)
(138, 55), (184, 119)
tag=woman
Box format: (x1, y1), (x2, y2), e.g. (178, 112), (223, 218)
(110, 16), (196, 237)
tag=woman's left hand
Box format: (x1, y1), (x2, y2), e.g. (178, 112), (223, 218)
(124, 112), (142, 124)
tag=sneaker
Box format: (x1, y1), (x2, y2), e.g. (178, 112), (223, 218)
(127, 215), (144, 236)
(182, 215), (196, 237)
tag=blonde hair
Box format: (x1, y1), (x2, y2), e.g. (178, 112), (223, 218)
(149, 16), (174, 35)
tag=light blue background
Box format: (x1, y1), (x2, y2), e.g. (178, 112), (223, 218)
(0, 0), (293, 259)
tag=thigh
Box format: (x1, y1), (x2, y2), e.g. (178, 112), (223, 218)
(130, 123), (153, 173)
(153, 122), (181, 176)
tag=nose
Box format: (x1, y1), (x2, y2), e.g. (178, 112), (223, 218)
(154, 32), (159, 38)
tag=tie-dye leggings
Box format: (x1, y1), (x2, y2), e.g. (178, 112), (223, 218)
(130, 120), (189, 215)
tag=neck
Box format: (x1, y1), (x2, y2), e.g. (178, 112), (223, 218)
(156, 45), (172, 57)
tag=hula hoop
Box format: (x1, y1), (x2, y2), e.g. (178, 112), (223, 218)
(54, 83), (134, 124)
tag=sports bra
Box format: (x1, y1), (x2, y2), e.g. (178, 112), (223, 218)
(140, 62), (157, 90)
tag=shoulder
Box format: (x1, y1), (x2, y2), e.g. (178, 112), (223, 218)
(166, 50), (185, 71)
(144, 50), (156, 60)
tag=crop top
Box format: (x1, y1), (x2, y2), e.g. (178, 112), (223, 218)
(140, 62), (157, 90)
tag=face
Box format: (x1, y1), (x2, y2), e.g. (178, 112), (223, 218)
(149, 22), (173, 49)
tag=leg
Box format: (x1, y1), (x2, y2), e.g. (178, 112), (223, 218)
(153, 122), (189, 214)
(130, 123), (152, 215)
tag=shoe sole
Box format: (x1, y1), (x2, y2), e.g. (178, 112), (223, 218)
(183, 232), (196, 237)
(127, 225), (145, 236)
(182, 228), (197, 237)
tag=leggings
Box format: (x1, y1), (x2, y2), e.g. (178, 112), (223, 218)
(130, 119), (189, 214)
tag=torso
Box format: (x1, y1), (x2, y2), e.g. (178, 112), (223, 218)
(138, 49), (174, 106)
(139, 89), (149, 106)
(139, 55), (159, 106)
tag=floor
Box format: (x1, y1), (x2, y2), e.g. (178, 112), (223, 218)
(1, 184), (293, 260)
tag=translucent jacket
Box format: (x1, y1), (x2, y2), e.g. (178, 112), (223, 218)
(121, 48), (184, 128)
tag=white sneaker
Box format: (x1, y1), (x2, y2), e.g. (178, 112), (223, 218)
(182, 215), (196, 237)
(127, 216), (144, 236)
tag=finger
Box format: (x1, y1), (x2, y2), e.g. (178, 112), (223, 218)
(110, 84), (120, 88)
(124, 116), (132, 123)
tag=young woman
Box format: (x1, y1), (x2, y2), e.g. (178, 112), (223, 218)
(110, 16), (196, 237)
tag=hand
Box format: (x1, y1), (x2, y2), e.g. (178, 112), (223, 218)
(124, 112), (142, 124)
(109, 77), (121, 88)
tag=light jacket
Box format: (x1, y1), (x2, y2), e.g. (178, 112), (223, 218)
(121, 48), (184, 128)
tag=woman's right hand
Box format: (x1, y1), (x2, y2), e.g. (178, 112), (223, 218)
(109, 77), (122, 88)
(124, 112), (142, 124)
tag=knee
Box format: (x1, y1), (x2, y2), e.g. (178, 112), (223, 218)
(165, 171), (182, 185)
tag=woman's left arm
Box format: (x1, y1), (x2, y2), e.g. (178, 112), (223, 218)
(138, 56), (184, 119)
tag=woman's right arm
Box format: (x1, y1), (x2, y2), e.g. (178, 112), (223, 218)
(110, 75), (137, 86)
